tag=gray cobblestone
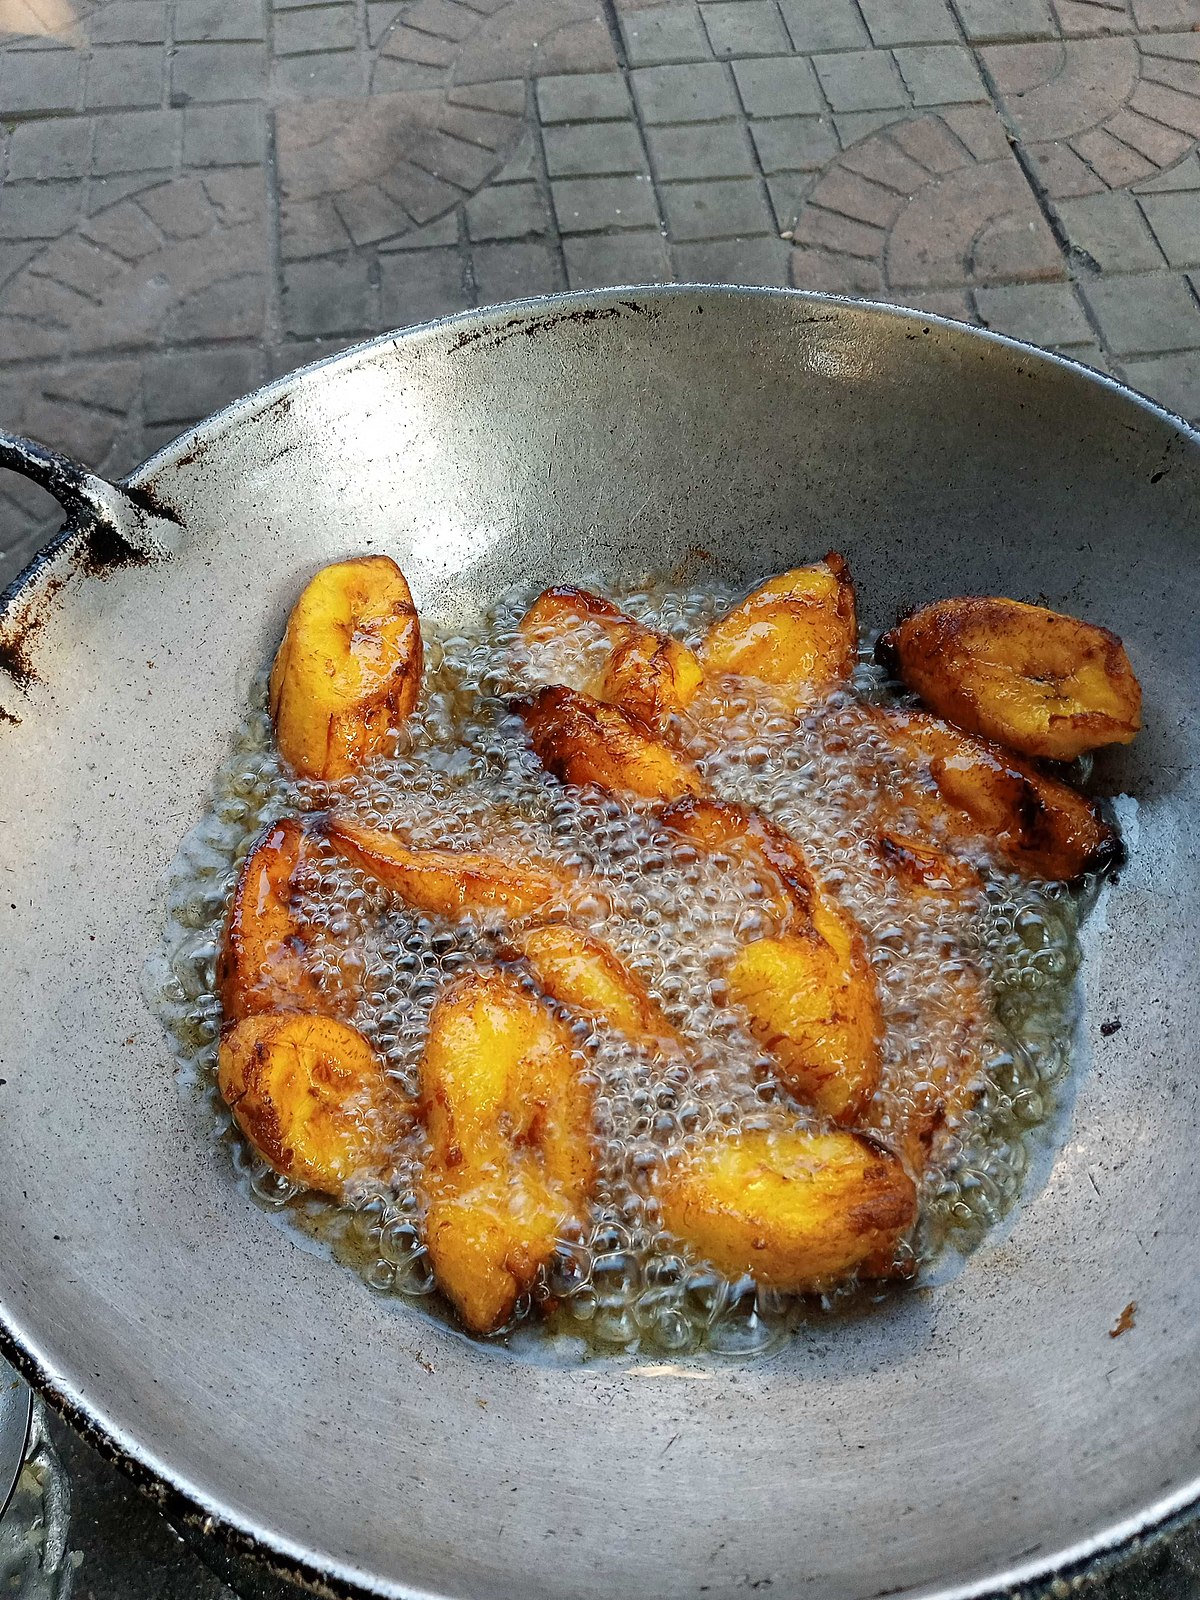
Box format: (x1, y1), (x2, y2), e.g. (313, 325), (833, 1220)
(0, 179), (83, 238)
(1056, 192), (1167, 273)
(1121, 351), (1200, 419)
(659, 175), (774, 239)
(92, 109), (180, 172)
(1082, 272), (1200, 355)
(537, 72), (633, 124)
(378, 214), (462, 251)
(6, 118), (92, 180)
(702, 2), (792, 58)
(562, 230), (672, 287)
(175, 0), (267, 41)
(0, 48), (81, 112)
(544, 121), (648, 177)
(731, 54), (822, 116)
(273, 6), (358, 54)
(472, 240), (566, 300)
(813, 49), (909, 111)
(1140, 193), (1200, 269)
(751, 115), (839, 171)
(552, 174), (660, 232)
(88, 2), (168, 43)
(973, 280), (1092, 344)
(84, 45), (163, 109)
(271, 51), (363, 97)
(171, 42), (269, 102)
(143, 345), (263, 423)
(646, 120), (755, 178)
(894, 46), (987, 104)
(379, 248), (470, 325)
(672, 233), (791, 282)
(950, 0), (1057, 38)
(859, 0), (960, 44)
(183, 103), (266, 165)
(620, 6), (711, 65)
(632, 61), (740, 123)
(777, 0), (871, 50)
(282, 256), (374, 336)
(465, 181), (550, 239)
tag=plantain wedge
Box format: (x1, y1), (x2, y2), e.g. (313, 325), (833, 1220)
(218, 1012), (401, 1198)
(270, 555), (422, 781)
(218, 817), (325, 1023)
(517, 684), (704, 802)
(512, 924), (683, 1051)
(877, 595), (1141, 761)
(420, 969), (597, 1334)
(658, 1126), (917, 1291)
(700, 554), (858, 697)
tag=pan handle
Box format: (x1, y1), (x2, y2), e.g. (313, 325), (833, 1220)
(0, 430), (181, 561)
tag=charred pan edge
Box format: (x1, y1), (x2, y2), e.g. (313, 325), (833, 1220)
(0, 286), (1198, 1600)
(0, 1371), (32, 1521)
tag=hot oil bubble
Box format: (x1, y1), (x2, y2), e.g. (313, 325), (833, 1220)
(152, 583), (1094, 1360)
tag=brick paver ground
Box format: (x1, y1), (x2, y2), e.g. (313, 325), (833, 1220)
(1, 0), (1198, 582)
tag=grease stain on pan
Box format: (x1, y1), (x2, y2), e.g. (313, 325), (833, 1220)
(449, 301), (658, 355)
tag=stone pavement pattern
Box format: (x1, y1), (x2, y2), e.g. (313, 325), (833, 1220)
(0, 0), (1198, 579)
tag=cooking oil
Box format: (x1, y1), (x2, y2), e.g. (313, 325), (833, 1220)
(151, 574), (1101, 1360)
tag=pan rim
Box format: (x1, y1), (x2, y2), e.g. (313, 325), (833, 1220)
(1, 282), (1198, 1600)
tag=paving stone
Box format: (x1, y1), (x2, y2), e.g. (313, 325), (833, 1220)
(536, 71), (632, 123)
(813, 50), (909, 111)
(175, 0), (267, 41)
(951, 0), (1058, 36)
(465, 180), (550, 239)
(659, 175), (774, 238)
(1140, 193), (1200, 267)
(377, 212), (462, 250)
(1056, 191), (1165, 270)
(895, 45), (987, 103)
(282, 256), (374, 335)
(171, 42), (269, 102)
(973, 280), (1091, 343)
(183, 103), (266, 165)
(1134, 152), (1200, 195)
(646, 120), (755, 177)
(0, 179), (83, 239)
(631, 60), (740, 122)
(751, 116), (839, 171)
(552, 174), (660, 231)
(702, 2), (791, 57)
(620, 5), (711, 64)
(472, 239), (566, 301)
(84, 44), (163, 109)
(562, 229), (673, 286)
(1121, 351), (1200, 418)
(92, 108), (180, 173)
(0, 47), (80, 111)
(543, 121), (648, 177)
(673, 233), (791, 282)
(491, 128), (538, 183)
(368, 1), (405, 42)
(890, 286), (976, 317)
(860, 0), (961, 42)
(142, 345), (262, 422)
(88, 3), (168, 44)
(835, 107), (917, 142)
(273, 6), (358, 53)
(379, 246), (470, 325)
(730, 55), (822, 116)
(6, 117), (92, 179)
(1082, 272), (1200, 353)
(272, 52), (364, 97)
(777, 0), (871, 50)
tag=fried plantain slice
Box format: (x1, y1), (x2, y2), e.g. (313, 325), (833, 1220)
(877, 596), (1141, 761)
(871, 831), (980, 896)
(658, 1126), (917, 1291)
(269, 555), (422, 781)
(517, 684), (704, 801)
(870, 707), (1120, 882)
(218, 817), (326, 1023)
(512, 924), (683, 1051)
(519, 586), (703, 735)
(322, 817), (570, 921)
(663, 797), (883, 1123)
(420, 970), (597, 1334)
(699, 553), (857, 696)
(218, 1012), (401, 1198)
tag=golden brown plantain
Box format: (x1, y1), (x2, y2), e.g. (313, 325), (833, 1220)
(512, 924), (683, 1050)
(871, 831), (980, 896)
(519, 586), (703, 735)
(322, 817), (570, 920)
(218, 1012), (400, 1198)
(877, 595), (1140, 761)
(218, 818), (325, 1022)
(699, 553), (857, 695)
(663, 797), (883, 1123)
(870, 707), (1120, 881)
(517, 684), (704, 801)
(658, 1126), (917, 1290)
(420, 969), (597, 1334)
(269, 555), (422, 781)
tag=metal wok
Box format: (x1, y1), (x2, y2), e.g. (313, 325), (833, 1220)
(0, 287), (1198, 1600)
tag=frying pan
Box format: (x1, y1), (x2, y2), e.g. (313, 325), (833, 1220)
(0, 286), (1198, 1600)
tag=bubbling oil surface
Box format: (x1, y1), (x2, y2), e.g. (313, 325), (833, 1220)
(152, 575), (1099, 1361)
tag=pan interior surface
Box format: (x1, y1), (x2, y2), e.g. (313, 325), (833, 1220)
(0, 288), (1197, 1600)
